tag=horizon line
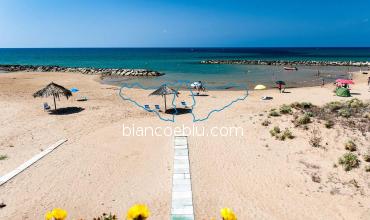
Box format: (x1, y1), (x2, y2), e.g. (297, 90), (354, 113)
(1, 46), (370, 49)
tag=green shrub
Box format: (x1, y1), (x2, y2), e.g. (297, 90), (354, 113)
(279, 104), (292, 114)
(338, 108), (351, 118)
(297, 114), (311, 125)
(0, 155), (8, 160)
(325, 101), (343, 112)
(327, 101), (344, 111)
(282, 128), (294, 139)
(324, 120), (335, 128)
(270, 126), (294, 141)
(346, 98), (365, 109)
(344, 140), (357, 151)
(269, 110), (281, 117)
(270, 126), (281, 137)
(338, 153), (360, 171)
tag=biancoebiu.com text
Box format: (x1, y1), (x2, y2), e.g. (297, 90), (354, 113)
(122, 124), (244, 137)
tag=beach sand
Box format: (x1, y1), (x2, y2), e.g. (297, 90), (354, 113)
(0, 71), (369, 219)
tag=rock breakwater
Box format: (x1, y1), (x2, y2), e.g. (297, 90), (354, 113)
(0, 65), (164, 77)
(200, 60), (370, 67)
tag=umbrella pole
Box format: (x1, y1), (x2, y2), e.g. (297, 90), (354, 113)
(164, 95), (167, 111)
(53, 95), (57, 110)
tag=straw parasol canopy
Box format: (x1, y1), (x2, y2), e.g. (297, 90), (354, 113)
(149, 84), (178, 111)
(254, 84), (266, 90)
(33, 82), (72, 110)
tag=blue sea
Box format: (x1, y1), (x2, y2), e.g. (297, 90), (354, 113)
(1, 48), (369, 89)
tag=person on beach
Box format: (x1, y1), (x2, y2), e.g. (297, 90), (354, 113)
(278, 83), (282, 93)
(368, 76), (370, 86)
(321, 78), (325, 87)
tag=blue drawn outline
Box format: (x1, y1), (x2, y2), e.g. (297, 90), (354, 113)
(118, 80), (249, 123)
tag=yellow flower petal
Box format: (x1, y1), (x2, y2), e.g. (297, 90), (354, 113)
(52, 208), (68, 220)
(126, 204), (150, 220)
(220, 208), (237, 220)
(45, 211), (53, 220)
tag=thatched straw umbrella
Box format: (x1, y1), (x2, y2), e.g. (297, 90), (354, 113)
(33, 82), (72, 110)
(149, 84), (178, 111)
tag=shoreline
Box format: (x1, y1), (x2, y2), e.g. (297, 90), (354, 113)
(0, 69), (363, 91)
(1, 63), (366, 91)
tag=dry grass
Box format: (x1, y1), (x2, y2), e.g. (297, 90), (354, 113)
(279, 104), (292, 114)
(270, 126), (294, 141)
(313, 99), (370, 134)
(285, 99), (369, 134)
(363, 154), (370, 162)
(261, 119), (271, 126)
(338, 153), (360, 171)
(92, 213), (117, 220)
(365, 165), (370, 172)
(309, 127), (322, 148)
(344, 140), (357, 152)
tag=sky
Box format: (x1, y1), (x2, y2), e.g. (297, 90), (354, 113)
(0, 0), (369, 48)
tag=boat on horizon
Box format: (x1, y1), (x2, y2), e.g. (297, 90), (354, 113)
(284, 66), (298, 71)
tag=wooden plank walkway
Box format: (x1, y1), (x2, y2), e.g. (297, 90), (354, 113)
(0, 138), (68, 186)
(171, 136), (195, 220)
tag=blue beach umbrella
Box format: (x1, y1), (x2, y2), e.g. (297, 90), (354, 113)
(70, 87), (79, 93)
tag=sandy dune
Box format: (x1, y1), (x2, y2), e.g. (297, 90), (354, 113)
(0, 71), (369, 219)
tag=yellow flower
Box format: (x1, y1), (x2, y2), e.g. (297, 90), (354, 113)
(220, 208), (237, 220)
(52, 208), (68, 220)
(126, 204), (150, 220)
(45, 211), (53, 220)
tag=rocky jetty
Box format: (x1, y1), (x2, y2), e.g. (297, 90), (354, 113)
(0, 64), (164, 77)
(200, 60), (370, 67)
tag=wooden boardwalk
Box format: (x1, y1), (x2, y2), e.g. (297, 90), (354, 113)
(171, 136), (195, 220)
(0, 139), (67, 186)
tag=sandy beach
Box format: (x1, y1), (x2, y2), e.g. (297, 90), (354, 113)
(0, 71), (369, 219)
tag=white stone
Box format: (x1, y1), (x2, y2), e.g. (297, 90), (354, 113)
(175, 149), (189, 156)
(173, 178), (191, 185)
(171, 206), (194, 215)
